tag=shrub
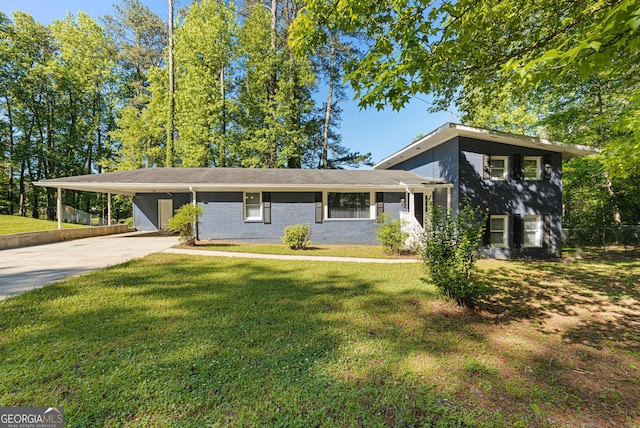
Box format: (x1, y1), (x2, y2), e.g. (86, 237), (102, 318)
(376, 212), (408, 254)
(419, 204), (488, 307)
(281, 223), (311, 249)
(166, 203), (204, 245)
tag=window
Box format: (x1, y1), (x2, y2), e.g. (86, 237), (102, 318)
(490, 156), (509, 180)
(523, 156), (542, 180)
(490, 215), (508, 247)
(327, 192), (371, 219)
(244, 192), (262, 221)
(523, 215), (542, 247)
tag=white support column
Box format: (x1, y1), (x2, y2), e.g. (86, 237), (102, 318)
(447, 186), (452, 211)
(407, 188), (414, 219)
(107, 193), (112, 226)
(56, 187), (62, 230)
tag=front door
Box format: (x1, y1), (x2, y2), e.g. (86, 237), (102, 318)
(158, 199), (173, 230)
(414, 193), (424, 228)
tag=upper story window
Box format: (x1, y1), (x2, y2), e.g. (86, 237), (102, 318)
(489, 156), (509, 180)
(524, 156), (542, 180)
(244, 192), (262, 221)
(328, 192), (371, 219)
(490, 215), (508, 248)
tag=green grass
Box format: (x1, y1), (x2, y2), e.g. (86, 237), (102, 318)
(193, 241), (417, 259)
(1, 252), (639, 426)
(0, 214), (86, 235)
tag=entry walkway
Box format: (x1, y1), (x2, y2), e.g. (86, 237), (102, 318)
(0, 234), (417, 301)
(0, 231), (178, 300)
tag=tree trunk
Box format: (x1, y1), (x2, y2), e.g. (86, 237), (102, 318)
(18, 159), (26, 217)
(595, 82), (623, 227)
(166, 0), (175, 167)
(219, 66), (226, 167)
(268, 0), (278, 168)
(322, 45), (336, 169)
(46, 93), (57, 221)
(604, 174), (622, 227)
(5, 95), (15, 214)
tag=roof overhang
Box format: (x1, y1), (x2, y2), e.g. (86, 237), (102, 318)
(374, 122), (601, 170)
(33, 182), (450, 196)
(34, 169), (452, 196)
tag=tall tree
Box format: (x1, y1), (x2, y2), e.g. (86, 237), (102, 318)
(173, 0), (237, 167)
(102, 0), (168, 170)
(236, 1), (316, 168)
(102, 0), (167, 103)
(293, 0), (640, 223)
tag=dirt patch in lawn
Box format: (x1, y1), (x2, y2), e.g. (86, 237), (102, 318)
(445, 251), (640, 426)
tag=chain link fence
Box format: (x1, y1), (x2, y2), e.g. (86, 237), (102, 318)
(562, 226), (640, 251)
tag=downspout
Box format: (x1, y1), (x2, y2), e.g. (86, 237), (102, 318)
(190, 186), (198, 241)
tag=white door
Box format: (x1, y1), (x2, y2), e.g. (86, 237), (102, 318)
(158, 199), (173, 230)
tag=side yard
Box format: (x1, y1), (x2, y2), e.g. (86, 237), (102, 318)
(0, 252), (638, 426)
(0, 214), (86, 235)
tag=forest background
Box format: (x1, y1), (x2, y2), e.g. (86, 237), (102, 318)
(0, 0), (638, 229)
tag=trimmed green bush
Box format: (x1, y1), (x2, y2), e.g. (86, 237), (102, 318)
(419, 204), (488, 307)
(166, 203), (203, 245)
(376, 212), (408, 254)
(281, 223), (311, 249)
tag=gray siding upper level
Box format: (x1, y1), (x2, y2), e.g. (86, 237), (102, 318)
(387, 135), (564, 257)
(458, 137), (562, 212)
(390, 137), (460, 207)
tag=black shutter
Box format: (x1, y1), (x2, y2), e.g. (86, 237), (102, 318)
(483, 216), (491, 247)
(543, 213), (551, 248)
(543, 154), (552, 180)
(315, 192), (323, 224)
(512, 154), (523, 180)
(513, 214), (522, 250)
(263, 192), (271, 224)
(483, 154), (491, 179)
(375, 192), (384, 218)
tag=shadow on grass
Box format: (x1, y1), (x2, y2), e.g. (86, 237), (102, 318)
(0, 253), (639, 426)
(476, 253), (640, 350)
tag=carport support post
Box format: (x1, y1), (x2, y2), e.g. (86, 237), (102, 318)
(57, 187), (62, 230)
(107, 193), (112, 226)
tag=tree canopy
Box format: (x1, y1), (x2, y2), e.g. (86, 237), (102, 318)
(0, 0), (371, 220)
(293, 0), (640, 226)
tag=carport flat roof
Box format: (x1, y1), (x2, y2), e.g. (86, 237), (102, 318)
(36, 168), (451, 195)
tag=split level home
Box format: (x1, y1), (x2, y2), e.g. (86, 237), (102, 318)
(37, 123), (598, 258)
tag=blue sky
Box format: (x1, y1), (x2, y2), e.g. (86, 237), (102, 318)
(0, 0), (457, 167)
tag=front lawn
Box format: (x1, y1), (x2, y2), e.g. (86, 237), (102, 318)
(1, 252), (639, 426)
(0, 214), (86, 235)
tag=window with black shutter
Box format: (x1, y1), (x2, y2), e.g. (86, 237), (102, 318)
(315, 192), (323, 224)
(543, 154), (552, 180)
(512, 155), (523, 180)
(263, 192), (271, 224)
(513, 214), (522, 250)
(375, 192), (384, 218)
(543, 213), (551, 248)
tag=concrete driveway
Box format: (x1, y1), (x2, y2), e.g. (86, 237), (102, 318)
(0, 231), (178, 301)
